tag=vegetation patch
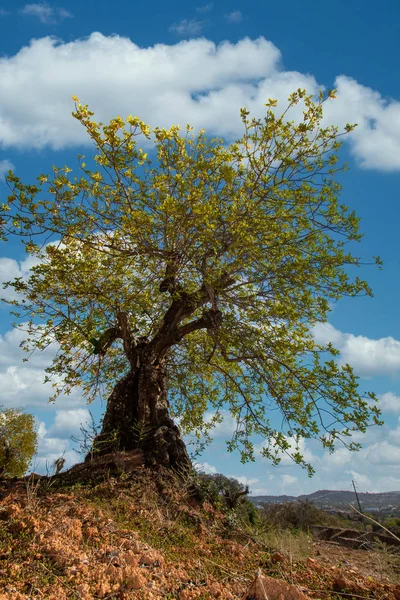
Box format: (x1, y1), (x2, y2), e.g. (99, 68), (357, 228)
(0, 465), (399, 599)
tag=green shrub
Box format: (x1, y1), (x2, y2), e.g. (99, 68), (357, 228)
(260, 500), (348, 531)
(188, 471), (258, 525)
(0, 407), (38, 478)
(190, 472), (248, 508)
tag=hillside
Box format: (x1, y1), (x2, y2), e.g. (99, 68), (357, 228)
(0, 455), (399, 599)
(250, 489), (400, 514)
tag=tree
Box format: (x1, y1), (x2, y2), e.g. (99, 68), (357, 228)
(0, 407), (37, 478)
(195, 472), (250, 510)
(0, 89), (382, 473)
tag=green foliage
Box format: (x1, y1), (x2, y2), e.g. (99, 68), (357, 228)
(130, 420), (155, 449)
(0, 407), (37, 478)
(385, 517), (400, 528)
(190, 471), (252, 513)
(260, 500), (352, 531)
(0, 89), (382, 472)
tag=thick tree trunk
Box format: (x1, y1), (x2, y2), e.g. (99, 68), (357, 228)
(87, 361), (191, 471)
(84, 293), (225, 471)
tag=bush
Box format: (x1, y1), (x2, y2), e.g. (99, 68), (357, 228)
(260, 500), (348, 531)
(188, 471), (257, 525)
(190, 472), (248, 509)
(0, 407), (37, 478)
(383, 517), (400, 529)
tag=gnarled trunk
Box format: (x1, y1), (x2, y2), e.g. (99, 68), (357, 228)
(85, 285), (226, 470)
(87, 360), (190, 470)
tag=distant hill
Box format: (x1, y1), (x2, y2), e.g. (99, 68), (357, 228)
(249, 489), (400, 513)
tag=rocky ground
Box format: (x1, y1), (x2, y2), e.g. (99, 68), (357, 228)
(0, 458), (399, 599)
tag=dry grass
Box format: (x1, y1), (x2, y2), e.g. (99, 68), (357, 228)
(259, 528), (313, 562)
(0, 463), (399, 599)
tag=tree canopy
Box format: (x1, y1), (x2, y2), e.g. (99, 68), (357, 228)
(0, 407), (37, 478)
(0, 89), (382, 474)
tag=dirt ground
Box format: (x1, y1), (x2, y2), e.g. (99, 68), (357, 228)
(314, 540), (400, 585)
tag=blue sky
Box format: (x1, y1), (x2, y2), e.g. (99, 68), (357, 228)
(0, 0), (400, 495)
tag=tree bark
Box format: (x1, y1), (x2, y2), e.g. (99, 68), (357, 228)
(86, 284), (227, 471)
(86, 360), (191, 471)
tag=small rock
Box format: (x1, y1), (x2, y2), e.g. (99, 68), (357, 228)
(306, 558), (323, 573)
(270, 551), (285, 564)
(243, 570), (311, 600)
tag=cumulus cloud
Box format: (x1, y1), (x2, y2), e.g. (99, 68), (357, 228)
(0, 326), (85, 410)
(204, 410), (237, 437)
(322, 446), (353, 467)
(33, 418), (85, 474)
(367, 441), (400, 466)
(311, 429), (400, 494)
(20, 3), (73, 24)
(194, 461), (217, 474)
(378, 392), (400, 413)
(0, 254), (41, 302)
(198, 409), (400, 496)
(344, 470), (372, 489)
(169, 19), (205, 37)
(326, 75), (400, 170)
(312, 322), (400, 377)
(0, 159), (13, 180)
(252, 435), (400, 496)
(250, 486), (271, 496)
(0, 34), (283, 150)
(36, 420), (68, 456)
(0, 32), (397, 171)
(48, 408), (91, 438)
(256, 435), (317, 466)
(225, 11), (243, 23)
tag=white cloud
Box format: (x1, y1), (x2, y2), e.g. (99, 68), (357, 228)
(196, 3), (213, 13)
(254, 438), (400, 496)
(33, 418), (82, 474)
(0, 326), (85, 410)
(312, 322), (344, 347)
(250, 487), (271, 496)
(20, 3), (73, 24)
(0, 33), (396, 171)
(169, 19), (205, 37)
(367, 441), (400, 466)
(281, 474), (297, 485)
(0, 9), (10, 16)
(194, 461), (217, 474)
(323, 446), (353, 467)
(0, 159), (14, 180)
(225, 11), (243, 24)
(0, 254), (41, 302)
(326, 75), (400, 171)
(389, 419), (400, 446)
(36, 421), (69, 455)
(48, 408), (91, 438)
(310, 430), (400, 494)
(204, 410), (237, 437)
(312, 322), (400, 377)
(256, 435), (316, 466)
(344, 470), (372, 489)
(0, 34), (283, 150)
(229, 474), (259, 491)
(378, 392), (400, 413)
